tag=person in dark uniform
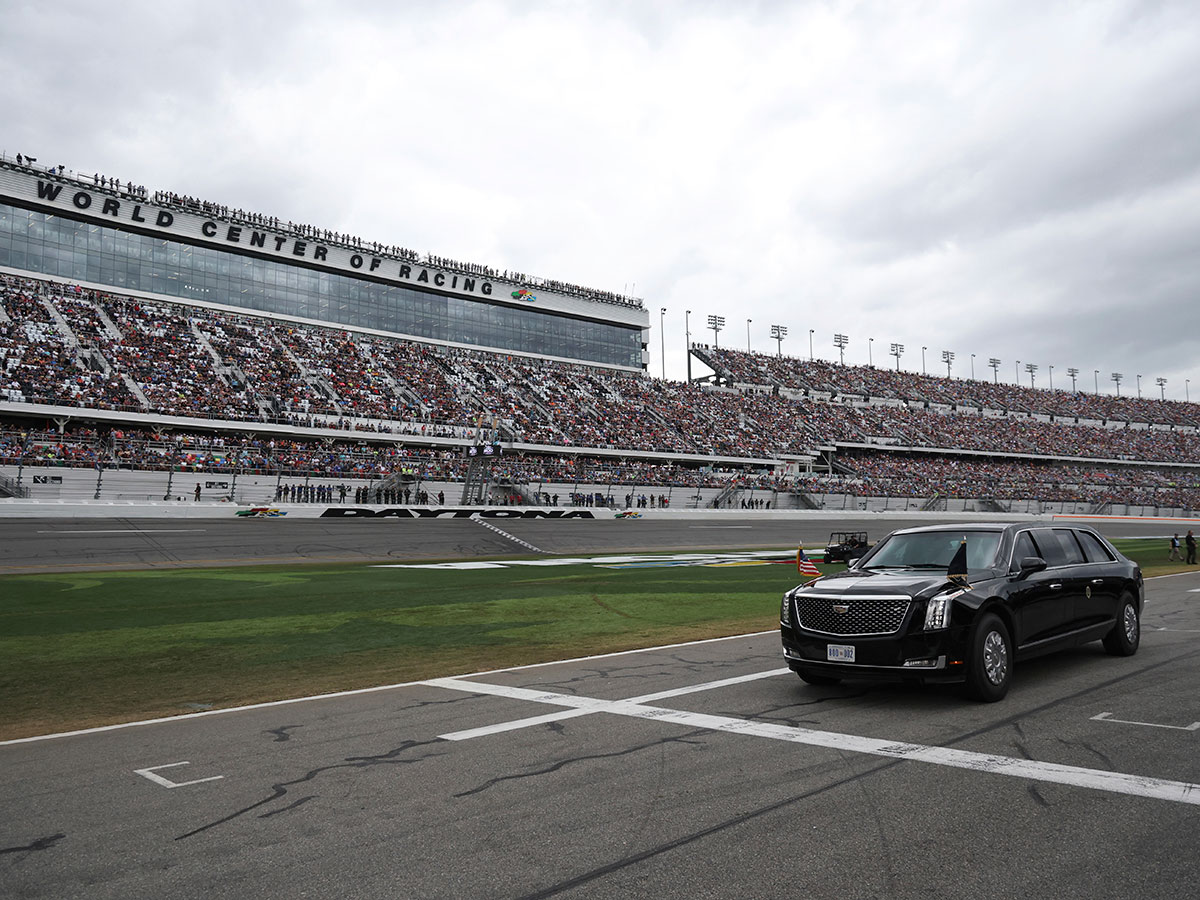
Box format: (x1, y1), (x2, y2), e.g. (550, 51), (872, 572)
(1187, 530), (1197, 565)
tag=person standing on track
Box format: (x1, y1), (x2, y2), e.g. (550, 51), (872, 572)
(1169, 533), (1182, 561)
(1187, 530), (1197, 565)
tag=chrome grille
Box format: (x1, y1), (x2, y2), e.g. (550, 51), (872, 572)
(795, 594), (912, 636)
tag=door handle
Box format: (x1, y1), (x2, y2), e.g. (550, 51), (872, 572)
(1050, 583), (1063, 590)
(1091, 578), (1105, 584)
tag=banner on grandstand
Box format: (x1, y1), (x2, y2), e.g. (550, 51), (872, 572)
(320, 507), (596, 519)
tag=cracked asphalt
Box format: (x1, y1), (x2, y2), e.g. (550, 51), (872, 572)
(2, 516), (1199, 898)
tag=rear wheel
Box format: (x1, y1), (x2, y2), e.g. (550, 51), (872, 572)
(797, 668), (842, 686)
(965, 612), (1012, 702)
(1102, 593), (1140, 656)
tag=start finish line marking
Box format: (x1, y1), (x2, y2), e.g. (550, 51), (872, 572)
(420, 672), (1200, 807)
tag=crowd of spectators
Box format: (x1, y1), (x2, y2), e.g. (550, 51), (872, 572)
(10, 275), (1200, 481)
(702, 348), (1199, 427)
(8, 418), (1199, 509)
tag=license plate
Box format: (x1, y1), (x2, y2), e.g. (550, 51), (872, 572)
(827, 644), (855, 663)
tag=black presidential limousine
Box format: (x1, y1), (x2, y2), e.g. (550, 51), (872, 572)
(780, 523), (1143, 701)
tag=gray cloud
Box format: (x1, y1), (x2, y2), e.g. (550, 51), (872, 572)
(1, 0), (1199, 397)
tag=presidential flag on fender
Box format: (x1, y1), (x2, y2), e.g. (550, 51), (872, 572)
(796, 546), (820, 577)
(947, 538), (969, 587)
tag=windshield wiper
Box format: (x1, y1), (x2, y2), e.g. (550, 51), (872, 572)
(905, 563), (951, 569)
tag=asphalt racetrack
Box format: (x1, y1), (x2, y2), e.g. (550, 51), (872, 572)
(3, 514), (1199, 899)
(0, 512), (1186, 573)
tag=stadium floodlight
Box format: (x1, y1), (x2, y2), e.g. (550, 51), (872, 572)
(746, 318), (752, 353)
(989, 357), (1001, 383)
(1048, 364), (1054, 391)
(707, 314), (725, 348)
(941, 350), (954, 379)
(1025, 362), (1038, 388)
(1094, 369), (1100, 394)
(771, 324), (788, 357)
(1187, 379), (1191, 402)
(808, 329), (815, 360)
(869, 337), (875, 367)
(833, 333), (849, 365)
(1111, 372), (1123, 397)
(890, 343), (904, 371)
(1136, 374), (1142, 399)
(1156, 376), (1167, 401)
(970, 353), (975, 380)
(685, 309), (692, 383)
(659, 307), (667, 380)
(1067, 367), (1080, 393)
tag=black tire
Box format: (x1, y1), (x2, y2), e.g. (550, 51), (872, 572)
(965, 612), (1012, 702)
(1102, 593), (1140, 656)
(797, 669), (842, 686)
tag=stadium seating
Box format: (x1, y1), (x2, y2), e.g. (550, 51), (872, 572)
(5, 275), (1200, 509)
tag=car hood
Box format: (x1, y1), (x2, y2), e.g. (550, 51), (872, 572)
(798, 568), (982, 597)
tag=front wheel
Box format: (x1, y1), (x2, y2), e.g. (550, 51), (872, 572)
(965, 612), (1012, 702)
(1103, 593), (1140, 656)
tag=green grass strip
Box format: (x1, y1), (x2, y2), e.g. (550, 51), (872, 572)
(0, 556), (804, 739)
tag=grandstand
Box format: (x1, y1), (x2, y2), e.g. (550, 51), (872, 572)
(3, 154), (1200, 514)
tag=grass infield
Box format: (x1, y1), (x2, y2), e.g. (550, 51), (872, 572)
(0, 538), (1181, 741)
(0, 553), (803, 740)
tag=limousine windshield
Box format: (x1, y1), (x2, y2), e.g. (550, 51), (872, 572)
(858, 530), (1002, 571)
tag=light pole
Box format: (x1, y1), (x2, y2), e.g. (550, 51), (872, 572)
(921, 346), (927, 375)
(659, 307), (666, 379)
(1025, 362), (1038, 388)
(942, 350), (954, 378)
(746, 319), (752, 352)
(1188, 379), (1191, 403)
(1068, 367), (1079, 393)
(868, 337), (874, 367)
(890, 343), (904, 371)
(1112, 372), (1123, 397)
(1157, 377), (1167, 401)
(989, 357), (1000, 383)
(707, 314), (725, 348)
(1015, 360), (1020, 383)
(1048, 364), (1054, 391)
(1136, 374), (1142, 399)
(970, 353), (975, 380)
(833, 333), (849, 365)
(685, 309), (692, 383)
(770, 324), (787, 357)
(808, 329), (814, 361)
(1094, 369), (1099, 394)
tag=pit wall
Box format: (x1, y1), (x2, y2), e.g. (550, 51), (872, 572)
(1, 464), (1194, 520)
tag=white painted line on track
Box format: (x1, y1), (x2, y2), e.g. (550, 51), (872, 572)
(439, 668), (791, 741)
(1091, 713), (1200, 731)
(133, 761), (224, 789)
(425, 675), (1200, 806)
(0, 630), (778, 746)
(37, 529), (209, 534)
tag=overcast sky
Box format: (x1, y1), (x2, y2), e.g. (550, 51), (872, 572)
(3, 0), (1199, 396)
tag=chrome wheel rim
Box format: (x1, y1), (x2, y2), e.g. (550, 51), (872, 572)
(1124, 603), (1139, 643)
(983, 630), (1008, 685)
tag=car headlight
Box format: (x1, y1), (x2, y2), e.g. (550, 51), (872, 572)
(781, 589), (794, 627)
(923, 589), (963, 631)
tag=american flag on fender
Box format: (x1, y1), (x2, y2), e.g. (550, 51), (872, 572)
(796, 546), (821, 577)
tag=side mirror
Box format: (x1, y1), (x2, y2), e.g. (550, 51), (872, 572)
(1018, 556), (1048, 576)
